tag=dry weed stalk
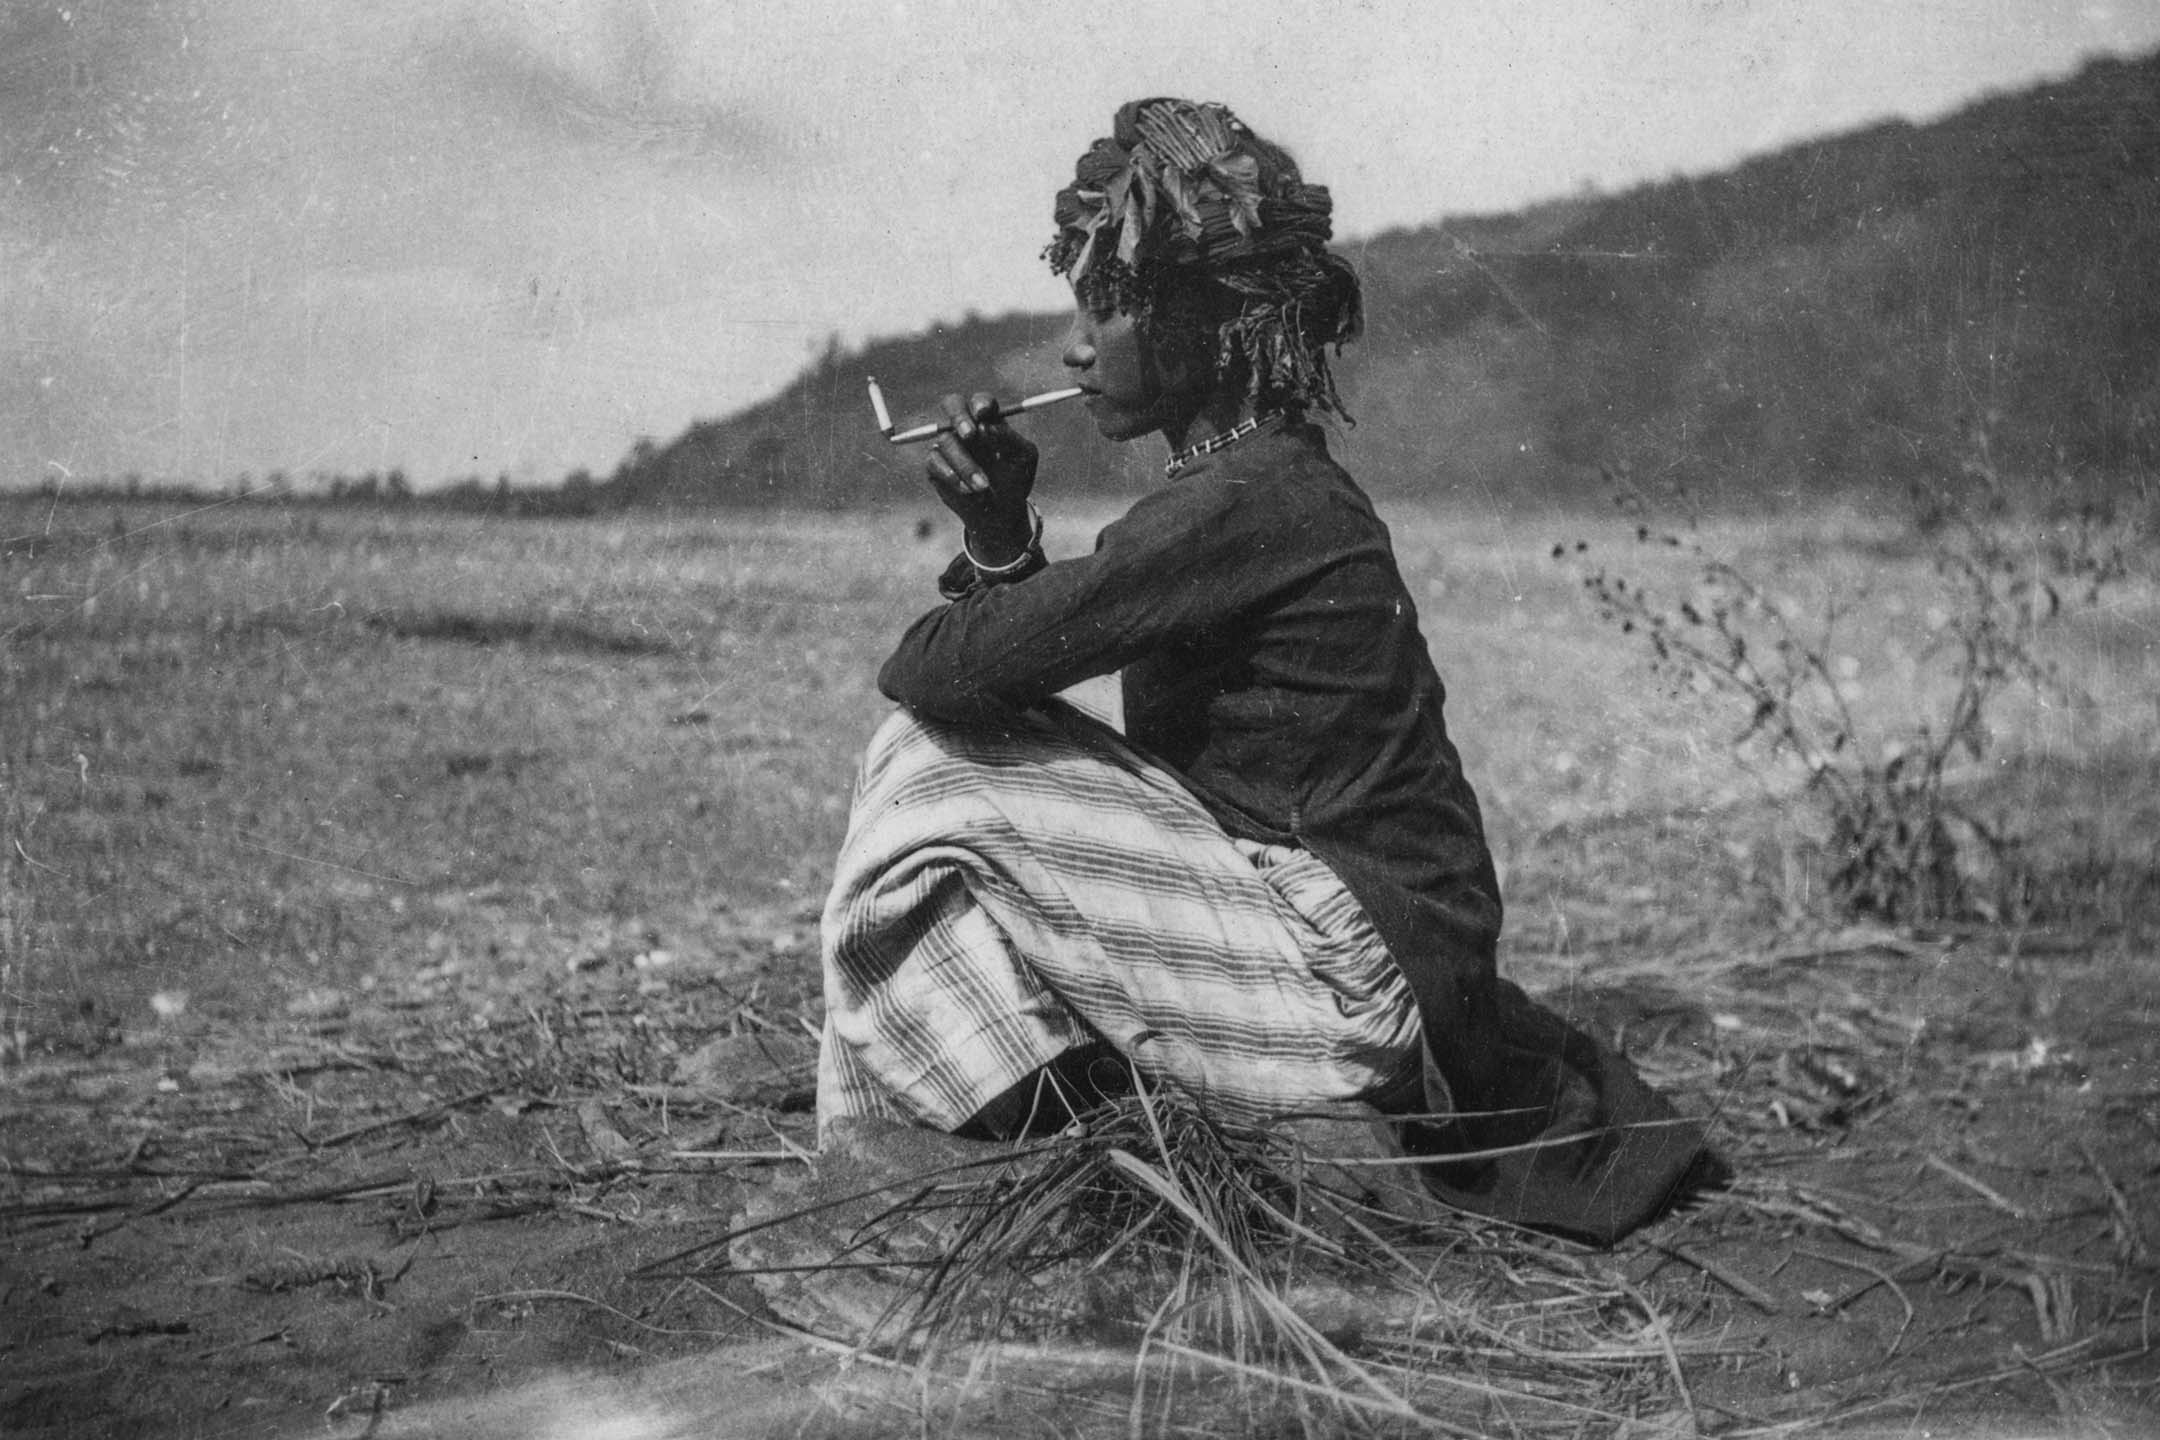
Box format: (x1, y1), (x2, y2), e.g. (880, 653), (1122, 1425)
(1559, 467), (2130, 925)
(1, 755), (40, 1065)
(707, 1087), (1693, 1437)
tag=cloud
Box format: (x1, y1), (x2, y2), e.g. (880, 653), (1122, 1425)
(417, 9), (781, 172)
(7, 0), (2158, 490)
(0, 0), (817, 486)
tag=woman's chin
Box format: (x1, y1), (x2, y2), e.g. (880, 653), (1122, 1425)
(1086, 402), (1160, 444)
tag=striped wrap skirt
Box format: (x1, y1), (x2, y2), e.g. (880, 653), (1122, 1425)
(815, 705), (1424, 1134)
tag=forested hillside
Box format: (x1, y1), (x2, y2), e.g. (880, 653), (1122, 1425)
(608, 50), (2159, 509)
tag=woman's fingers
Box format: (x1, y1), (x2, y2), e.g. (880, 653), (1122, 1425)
(939, 392), (980, 442)
(923, 390), (1036, 505)
(936, 391), (1008, 443)
(928, 393), (996, 492)
(926, 438), (988, 495)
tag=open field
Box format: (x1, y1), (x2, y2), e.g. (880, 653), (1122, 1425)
(4, 493), (2159, 1437)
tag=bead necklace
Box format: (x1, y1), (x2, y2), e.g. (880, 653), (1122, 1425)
(1163, 411), (1282, 479)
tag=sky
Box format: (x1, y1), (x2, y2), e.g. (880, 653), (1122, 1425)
(4, 0), (2157, 491)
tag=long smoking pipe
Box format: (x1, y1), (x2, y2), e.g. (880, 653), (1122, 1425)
(867, 375), (1084, 444)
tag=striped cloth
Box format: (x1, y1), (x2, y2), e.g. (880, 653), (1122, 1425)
(816, 705), (1424, 1133)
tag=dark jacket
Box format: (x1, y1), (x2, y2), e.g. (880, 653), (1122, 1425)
(879, 420), (1707, 1243)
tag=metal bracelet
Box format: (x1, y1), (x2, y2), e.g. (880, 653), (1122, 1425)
(963, 503), (1045, 576)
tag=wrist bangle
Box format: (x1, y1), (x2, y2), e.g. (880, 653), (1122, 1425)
(964, 503), (1044, 576)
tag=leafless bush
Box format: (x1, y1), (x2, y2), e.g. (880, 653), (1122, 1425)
(1559, 467), (2130, 924)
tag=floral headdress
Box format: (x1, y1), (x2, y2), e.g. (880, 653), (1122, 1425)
(1046, 98), (1362, 420)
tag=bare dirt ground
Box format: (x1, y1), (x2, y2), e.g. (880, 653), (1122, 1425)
(7, 912), (2159, 1437)
(4, 501), (2156, 1437)
(2, 901), (821, 1439)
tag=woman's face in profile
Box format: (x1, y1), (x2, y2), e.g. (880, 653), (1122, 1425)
(1062, 295), (1206, 443)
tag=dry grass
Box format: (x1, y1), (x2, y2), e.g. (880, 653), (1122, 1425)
(7, 494), (2152, 1036)
(4, 492), (2157, 1437)
(691, 1087), (1702, 1437)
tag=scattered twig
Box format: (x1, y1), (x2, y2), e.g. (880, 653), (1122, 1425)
(12, 839), (67, 876)
(213, 1173), (416, 1209)
(244, 1254), (385, 1301)
(2022, 1269), (2081, 1344)
(630, 1143), (1052, 1282)
(83, 1313), (191, 1345)
(193, 1329), (291, 1360)
(73, 1178), (204, 1248)
(2076, 1139), (2152, 1269)
(305, 1085), (503, 1151)
(1924, 1152), (2030, 1221)
(1649, 1241), (1783, 1314)
(322, 1381), (388, 1439)
(470, 1288), (734, 1340)
(1619, 1272), (1703, 1437)
(1792, 1244), (1917, 1352)
(1779, 1331), (2148, 1435)
(2011, 1341), (2081, 1415)
(1149, 1340), (1481, 1438)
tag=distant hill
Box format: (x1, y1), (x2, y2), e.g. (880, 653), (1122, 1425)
(607, 50), (2160, 510)
(603, 313), (1134, 510)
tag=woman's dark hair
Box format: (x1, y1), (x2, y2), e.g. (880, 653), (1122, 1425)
(1045, 99), (1362, 421)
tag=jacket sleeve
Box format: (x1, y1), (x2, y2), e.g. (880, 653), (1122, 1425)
(878, 477), (1288, 724)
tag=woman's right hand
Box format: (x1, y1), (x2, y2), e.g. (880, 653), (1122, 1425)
(924, 392), (1039, 564)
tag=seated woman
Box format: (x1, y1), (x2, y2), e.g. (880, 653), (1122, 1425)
(814, 97), (1712, 1244)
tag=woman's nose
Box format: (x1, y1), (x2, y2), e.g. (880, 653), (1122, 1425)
(1062, 328), (1095, 373)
